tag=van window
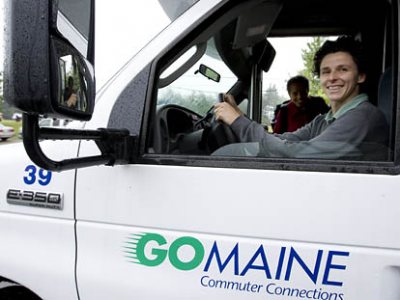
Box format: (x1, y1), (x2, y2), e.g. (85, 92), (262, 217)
(144, 0), (395, 174)
(157, 40), (238, 116)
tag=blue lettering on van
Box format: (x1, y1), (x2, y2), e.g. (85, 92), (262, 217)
(322, 251), (349, 286)
(203, 242), (348, 286)
(23, 165), (52, 186)
(125, 233), (349, 287)
(284, 248), (323, 284)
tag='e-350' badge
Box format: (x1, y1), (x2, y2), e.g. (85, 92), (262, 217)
(6, 189), (63, 210)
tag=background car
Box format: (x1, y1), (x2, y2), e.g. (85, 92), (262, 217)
(11, 113), (22, 121)
(0, 123), (15, 141)
(38, 118), (69, 127)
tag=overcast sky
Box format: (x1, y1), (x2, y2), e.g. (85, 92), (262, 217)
(0, 0), (311, 96)
(264, 37), (311, 96)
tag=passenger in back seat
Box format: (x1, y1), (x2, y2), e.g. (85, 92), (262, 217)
(272, 75), (329, 134)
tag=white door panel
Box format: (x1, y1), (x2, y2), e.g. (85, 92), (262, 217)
(76, 164), (400, 299)
(77, 164), (399, 249)
(76, 223), (400, 300)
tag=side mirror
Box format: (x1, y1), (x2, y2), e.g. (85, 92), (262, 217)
(3, 0), (136, 171)
(4, 0), (95, 120)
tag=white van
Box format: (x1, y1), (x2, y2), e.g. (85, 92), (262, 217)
(1, 0), (399, 299)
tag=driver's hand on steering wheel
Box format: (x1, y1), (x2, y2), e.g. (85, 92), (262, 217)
(214, 94), (243, 126)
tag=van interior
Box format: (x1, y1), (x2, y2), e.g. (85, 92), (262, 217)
(147, 0), (394, 162)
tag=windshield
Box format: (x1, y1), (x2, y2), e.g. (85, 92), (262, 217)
(157, 38), (238, 116)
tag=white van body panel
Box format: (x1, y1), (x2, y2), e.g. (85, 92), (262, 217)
(0, 142), (79, 299)
(0, 142), (78, 218)
(76, 165), (399, 248)
(76, 220), (400, 300)
(75, 163), (400, 299)
(0, 213), (78, 300)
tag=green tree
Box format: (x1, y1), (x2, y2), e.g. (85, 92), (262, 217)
(158, 88), (216, 116)
(262, 84), (286, 108)
(0, 71), (18, 119)
(300, 37), (327, 100)
(186, 91), (215, 115)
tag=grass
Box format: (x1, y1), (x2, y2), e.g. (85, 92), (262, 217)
(1, 119), (22, 141)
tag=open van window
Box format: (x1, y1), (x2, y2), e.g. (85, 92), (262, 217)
(157, 39), (238, 116)
(145, 0), (394, 171)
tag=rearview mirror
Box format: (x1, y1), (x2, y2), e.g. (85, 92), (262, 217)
(4, 0), (95, 121)
(196, 64), (221, 82)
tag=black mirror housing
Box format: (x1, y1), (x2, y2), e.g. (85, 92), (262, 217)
(198, 64), (221, 82)
(4, 0), (95, 121)
(4, 0), (52, 113)
(3, 0), (133, 172)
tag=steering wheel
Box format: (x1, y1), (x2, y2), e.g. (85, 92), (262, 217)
(199, 106), (239, 153)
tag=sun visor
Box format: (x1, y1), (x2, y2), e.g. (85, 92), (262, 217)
(232, 0), (282, 49)
(253, 39), (276, 72)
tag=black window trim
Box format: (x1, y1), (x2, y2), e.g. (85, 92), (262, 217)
(137, 0), (400, 176)
(137, 154), (399, 175)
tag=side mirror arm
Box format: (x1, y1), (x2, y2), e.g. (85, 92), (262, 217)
(23, 114), (137, 171)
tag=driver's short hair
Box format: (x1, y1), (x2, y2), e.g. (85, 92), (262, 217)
(313, 36), (366, 76)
